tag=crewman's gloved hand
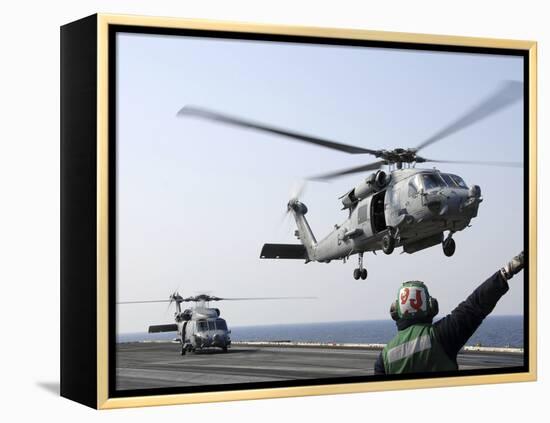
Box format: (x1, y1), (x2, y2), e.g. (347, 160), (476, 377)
(500, 252), (524, 280)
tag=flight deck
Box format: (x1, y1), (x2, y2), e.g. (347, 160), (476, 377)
(116, 341), (524, 390)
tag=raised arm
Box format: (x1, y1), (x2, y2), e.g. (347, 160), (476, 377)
(433, 252), (524, 360)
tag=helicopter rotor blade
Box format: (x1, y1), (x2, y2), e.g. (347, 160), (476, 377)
(215, 296), (317, 301)
(308, 160), (385, 181)
(281, 179), (307, 221)
(167, 293), (175, 313)
(119, 295), (316, 309)
(415, 80), (523, 152)
(289, 179), (307, 202)
(180, 297), (197, 302)
(280, 209), (292, 227)
(418, 157), (522, 168)
(177, 106), (379, 155)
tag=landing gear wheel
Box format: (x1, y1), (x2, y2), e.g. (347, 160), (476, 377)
(181, 346), (186, 356)
(382, 234), (395, 255)
(443, 238), (456, 257)
(354, 252), (367, 280)
(222, 346), (228, 353)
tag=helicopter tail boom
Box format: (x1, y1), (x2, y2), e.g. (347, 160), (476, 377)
(288, 200), (318, 261)
(260, 200), (318, 262)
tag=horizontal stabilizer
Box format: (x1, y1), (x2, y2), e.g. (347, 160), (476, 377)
(260, 243), (307, 259)
(148, 324), (178, 333)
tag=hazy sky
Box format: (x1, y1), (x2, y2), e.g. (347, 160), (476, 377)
(116, 32), (524, 333)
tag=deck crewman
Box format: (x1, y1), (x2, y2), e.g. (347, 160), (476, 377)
(374, 252), (525, 375)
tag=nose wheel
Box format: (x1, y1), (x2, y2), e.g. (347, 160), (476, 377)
(353, 253), (368, 280)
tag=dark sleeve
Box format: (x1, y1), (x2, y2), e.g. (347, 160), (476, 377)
(433, 271), (509, 360)
(374, 351), (386, 375)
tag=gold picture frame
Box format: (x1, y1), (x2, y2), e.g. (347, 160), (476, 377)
(61, 13), (537, 409)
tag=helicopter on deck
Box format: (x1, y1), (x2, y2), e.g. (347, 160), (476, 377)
(119, 293), (313, 355)
(178, 81), (523, 280)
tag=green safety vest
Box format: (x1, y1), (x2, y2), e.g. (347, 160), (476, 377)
(382, 323), (457, 374)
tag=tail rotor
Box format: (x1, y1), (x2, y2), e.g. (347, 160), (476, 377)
(284, 179), (307, 217)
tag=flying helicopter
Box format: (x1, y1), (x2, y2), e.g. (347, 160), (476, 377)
(119, 293), (314, 355)
(177, 81), (523, 280)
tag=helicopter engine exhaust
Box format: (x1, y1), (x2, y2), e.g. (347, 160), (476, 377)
(341, 170), (388, 209)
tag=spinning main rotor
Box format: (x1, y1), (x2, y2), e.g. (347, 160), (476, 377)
(118, 293), (315, 306)
(178, 80), (523, 180)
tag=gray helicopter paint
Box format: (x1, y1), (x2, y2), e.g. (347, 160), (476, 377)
(296, 188), (381, 262)
(281, 167), (482, 267)
(292, 209), (318, 260)
(167, 300), (231, 353)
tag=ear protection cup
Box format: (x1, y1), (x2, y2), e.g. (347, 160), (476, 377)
(428, 297), (439, 318)
(390, 301), (399, 321)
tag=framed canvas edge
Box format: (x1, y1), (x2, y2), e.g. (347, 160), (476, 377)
(99, 372), (536, 410)
(94, 13), (538, 409)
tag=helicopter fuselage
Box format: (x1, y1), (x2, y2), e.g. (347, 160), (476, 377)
(316, 168), (481, 259)
(261, 167), (483, 279)
(175, 306), (231, 353)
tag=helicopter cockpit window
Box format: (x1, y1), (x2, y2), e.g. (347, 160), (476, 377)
(197, 320), (208, 332)
(208, 320), (216, 331)
(408, 178), (419, 197)
(420, 173), (446, 191)
(440, 173), (457, 187)
(216, 319), (228, 331)
(449, 174), (468, 189)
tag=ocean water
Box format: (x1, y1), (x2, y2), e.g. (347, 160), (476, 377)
(118, 315), (523, 348)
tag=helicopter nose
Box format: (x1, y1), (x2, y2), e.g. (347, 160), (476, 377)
(454, 184), (482, 217)
(469, 185), (482, 200)
(463, 185), (483, 207)
(436, 189), (463, 216)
